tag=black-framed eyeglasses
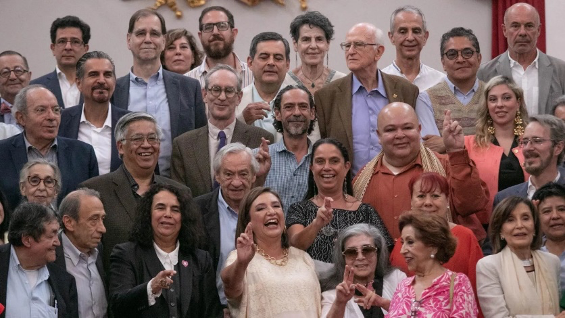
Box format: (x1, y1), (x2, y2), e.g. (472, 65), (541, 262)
(340, 41), (378, 51)
(121, 134), (160, 146)
(0, 67), (29, 78)
(342, 245), (378, 259)
(200, 21), (231, 33)
(519, 137), (555, 147)
(208, 86), (238, 98)
(27, 176), (57, 188)
(54, 38), (84, 48)
(410, 300), (421, 318)
(443, 48), (476, 60)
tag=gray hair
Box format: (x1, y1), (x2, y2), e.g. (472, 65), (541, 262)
(320, 224), (392, 291)
(13, 84), (48, 114)
(203, 64), (242, 91)
(76, 51), (116, 80)
(19, 159), (62, 193)
(114, 112), (163, 144)
(59, 188), (101, 228)
(528, 114), (565, 164)
(390, 5), (427, 33)
(552, 95), (565, 115)
(212, 142), (259, 175)
(8, 202), (58, 247)
(353, 23), (384, 47)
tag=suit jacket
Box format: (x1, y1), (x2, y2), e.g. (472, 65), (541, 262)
(112, 69), (207, 139)
(0, 133), (99, 215)
(30, 70), (84, 109)
(314, 71), (420, 162)
(171, 120), (274, 198)
(0, 243), (79, 318)
(493, 166), (565, 209)
(477, 51), (565, 114)
(109, 242), (222, 318)
(59, 104), (130, 173)
(80, 165), (190, 270)
(194, 188), (222, 271)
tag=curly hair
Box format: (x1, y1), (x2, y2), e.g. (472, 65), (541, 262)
(272, 84), (316, 134)
(289, 11), (334, 43)
(129, 183), (204, 254)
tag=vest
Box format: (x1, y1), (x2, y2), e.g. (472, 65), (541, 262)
(427, 80), (485, 136)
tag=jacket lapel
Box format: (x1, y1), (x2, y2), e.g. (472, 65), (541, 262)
(10, 134), (28, 175)
(337, 75), (354, 154)
(194, 128), (212, 188)
(109, 105), (122, 171)
(111, 168), (138, 221)
(496, 53), (513, 78)
(164, 71), (181, 138)
(537, 53), (552, 113)
(178, 252), (193, 316)
(203, 189), (221, 265)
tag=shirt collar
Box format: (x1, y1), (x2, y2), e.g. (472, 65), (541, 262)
(80, 104), (112, 128)
(508, 49), (540, 68)
(10, 245), (50, 278)
(390, 60), (424, 75)
(208, 119), (236, 140)
(352, 70), (387, 97)
(153, 240), (180, 267)
(1, 98), (12, 107)
(527, 171), (561, 198)
(61, 232), (98, 266)
(121, 164), (156, 194)
(444, 76), (479, 95)
(55, 65), (66, 80)
(23, 133), (57, 150)
(129, 66), (163, 83)
(199, 53), (245, 76)
(218, 188), (238, 215)
(273, 137), (313, 154)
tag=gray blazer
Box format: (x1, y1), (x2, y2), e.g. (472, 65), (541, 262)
(477, 51), (565, 114)
(170, 120), (273, 198)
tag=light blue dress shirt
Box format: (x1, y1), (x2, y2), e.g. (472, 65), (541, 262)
(128, 67), (173, 177)
(216, 190), (239, 305)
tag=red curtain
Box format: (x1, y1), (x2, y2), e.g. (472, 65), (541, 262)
(491, 0), (546, 58)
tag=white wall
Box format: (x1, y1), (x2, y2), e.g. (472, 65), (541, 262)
(545, 0), (565, 60)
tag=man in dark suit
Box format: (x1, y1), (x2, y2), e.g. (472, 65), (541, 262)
(55, 189), (107, 318)
(0, 85), (98, 217)
(59, 51), (129, 175)
(0, 50), (31, 127)
(171, 65), (273, 197)
(30, 16), (90, 109)
(194, 142), (259, 309)
(0, 202), (78, 318)
(494, 114), (565, 206)
(111, 9), (206, 177)
(80, 112), (188, 269)
(314, 23), (421, 175)
(477, 3), (565, 115)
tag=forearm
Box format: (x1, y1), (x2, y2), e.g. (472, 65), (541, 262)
(325, 301), (348, 318)
(289, 222), (324, 250)
(221, 259), (249, 300)
(449, 150), (489, 217)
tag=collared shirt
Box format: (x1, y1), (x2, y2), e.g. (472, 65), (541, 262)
(208, 120), (236, 186)
(216, 189), (239, 305)
(6, 245), (55, 318)
(527, 171), (561, 199)
(128, 67), (173, 177)
(351, 70), (389, 175)
(0, 98), (21, 127)
(24, 133), (58, 164)
(248, 84), (280, 138)
(56, 65), (80, 108)
(509, 50), (540, 115)
(146, 241), (179, 306)
(78, 104), (113, 175)
(258, 138), (312, 215)
(382, 61), (445, 91)
(61, 232), (107, 318)
(186, 53), (254, 89)
(0, 122), (21, 140)
(540, 239), (565, 301)
(121, 164), (156, 200)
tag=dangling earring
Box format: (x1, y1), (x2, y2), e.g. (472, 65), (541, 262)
(514, 110), (524, 136)
(487, 117), (495, 135)
(326, 51), (329, 68)
(295, 52), (298, 68)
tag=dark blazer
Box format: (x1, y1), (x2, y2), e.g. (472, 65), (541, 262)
(30, 70), (84, 108)
(109, 242), (222, 318)
(314, 71), (420, 162)
(80, 166), (190, 270)
(493, 166), (565, 208)
(171, 120), (274, 198)
(0, 243), (79, 318)
(0, 133), (99, 214)
(112, 69), (207, 140)
(194, 188), (222, 271)
(59, 104), (130, 173)
(477, 51), (565, 114)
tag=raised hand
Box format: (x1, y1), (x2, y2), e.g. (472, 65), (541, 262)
(243, 102), (271, 124)
(442, 110), (465, 153)
(236, 222), (255, 265)
(335, 264), (356, 304)
(255, 137), (272, 180)
(314, 197), (333, 228)
(150, 269), (177, 295)
(354, 284), (390, 310)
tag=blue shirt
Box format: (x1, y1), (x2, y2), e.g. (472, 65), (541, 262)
(128, 67), (173, 177)
(216, 190), (239, 305)
(6, 245), (55, 318)
(418, 76), (480, 108)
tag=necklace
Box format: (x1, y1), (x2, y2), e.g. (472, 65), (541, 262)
(255, 244), (289, 266)
(521, 258), (534, 267)
(301, 68), (325, 88)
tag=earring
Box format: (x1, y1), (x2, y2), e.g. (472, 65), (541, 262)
(295, 52), (298, 68)
(487, 117), (495, 135)
(430, 254), (435, 259)
(514, 111), (524, 136)
(500, 235), (505, 241)
(326, 51), (329, 68)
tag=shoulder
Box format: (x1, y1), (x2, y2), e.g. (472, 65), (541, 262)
(116, 74), (129, 85)
(47, 262), (76, 283)
(534, 249), (560, 268)
(165, 70), (200, 87)
(174, 125), (207, 143)
(61, 105), (82, 117)
(111, 241), (138, 258)
(194, 190), (215, 207)
(57, 136), (93, 151)
(495, 182), (527, 199)
(155, 175), (189, 190)
(384, 268), (407, 284)
(358, 202), (376, 213)
(451, 224), (476, 239)
(0, 132), (22, 148)
(289, 246), (316, 268)
(30, 71), (56, 84)
(316, 74), (351, 95)
(476, 253), (500, 272)
(111, 104), (130, 116)
(81, 170), (117, 188)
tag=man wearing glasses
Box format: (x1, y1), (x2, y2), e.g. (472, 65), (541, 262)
(0, 50), (30, 136)
(494, 114), (565, 205)
(31, 15), (90, 109)
(188, 6), (254, 90)
(314, 23), (420, 175)
(416, 27), (484, 153)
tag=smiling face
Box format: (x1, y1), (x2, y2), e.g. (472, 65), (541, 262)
(275, 88), (315, 137)
(411, 180), (449, 218)
(487, 84), (521, 128)
(163, 36), (195, 74)
(118, 120), (160, 172)
(503, 4), (541, 57)
(521, 122), (562, 176)
(249, 192), (285, 243)
(151, 190), (182, 243)
(294, 25), (329, 67)
(343, 234), (378, 283)
(441, 36), (481, 85)
(16, 88), (60, 144)
(50, 27), (89, 69)
(77, 58), (116, 104)
(27, 220), (60, 267)
(500, 202), (536, 252)
(0, 54), (31, 103)
(127, 15), (165, 63)
(388, 11), (428, 60)
(64, 195), (106, 254)
(199, 10), (237, 60)
(248, 40), (289, 86)
(204, 69), (241, 122)
(344, 24), (383, 74)
(399, 225), (437, 272)
(538, 196), (565, 242)
(311, 143), (350, 194)
(216, 151), (256, 210)
(377, 103), (421, 164)
(20, 164), (58, 206)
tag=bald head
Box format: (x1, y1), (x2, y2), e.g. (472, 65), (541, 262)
(504, 3), (540, 26)
(377, 103), (422, 166)
(378, 102), (419, 131)
(347, 23), (384, 46)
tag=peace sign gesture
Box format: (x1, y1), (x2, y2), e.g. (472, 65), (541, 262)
(236, 222), (255, 265)
(354, 283), (390, 311)
(335, 264), (356, 305)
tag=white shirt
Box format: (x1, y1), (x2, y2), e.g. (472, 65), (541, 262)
(509, 50), (540, 115)
(56, 66), (80, 108)
(208, 120), (236, 186)
(0, 122), (21, 140)
(527, 171), (561, 199)
(78, 104), (112, 175)
(146, 241), (180, 306)
(382, 61), (445, 91)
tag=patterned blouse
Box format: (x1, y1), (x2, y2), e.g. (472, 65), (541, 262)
(286, 200), (393, 263)
(386, 270), (478, 318)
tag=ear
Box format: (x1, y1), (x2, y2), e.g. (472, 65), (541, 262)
(50, 43), (56, 56)
(22, 235), (32, 247)
(84, 44), (89, 52)
(198, 31), (203, 40)
(344, 160), (351, 171)
(62, 215), (74, 232)
(247, 56), (253, 68)
(501, 23), (508, 38)
(19, 182), (26, 197)
(232, 27), (239, 39)
(423, 30), (429, 44)
(250, 173), (257, 185)
(308, 106), (315, 120)
(285, 58), (290, 71)
(375, 45), (385, 62)
(553, 140), (565, 158)
(117, 140), (125, 158)
(15, 111), (25, 127)
(477, 52), (482, 64)
(235, 91), (243, 106)
(293, 40), (299, 52)
(388, 31), (394, 44)
(274, 108), (282, 121)
(126, 33), (132, 51)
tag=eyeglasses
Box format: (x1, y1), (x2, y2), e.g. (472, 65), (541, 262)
(121, 134), (160, 146)
(410, 300), (421, 318)
(0, 67), (29, 78)
(519, 137), (555, 147)
(208, 86), (238, 98)
(32, 106), (61, 116)
(54, 38), (84, 48)
(340, 41), (378, 51)
(27, 176), (57, 188)
(342, 245), (378, 259)
(201, 21), (231, 33)
(443, 48), (476, 60)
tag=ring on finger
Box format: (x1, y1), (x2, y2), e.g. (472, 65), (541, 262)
(159, 279), (167, 288)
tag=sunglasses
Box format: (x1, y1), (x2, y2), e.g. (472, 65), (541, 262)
(342, 245), (378, 259)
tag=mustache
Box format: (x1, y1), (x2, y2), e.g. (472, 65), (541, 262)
(92, 84), (109, 90)
(209, 34), (225, 42)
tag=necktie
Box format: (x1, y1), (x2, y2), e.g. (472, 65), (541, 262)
(0, 102), (11, 115)
(213, 131), (227, 189)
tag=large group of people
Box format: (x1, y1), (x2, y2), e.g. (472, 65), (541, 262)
(0, 2), (564, 318)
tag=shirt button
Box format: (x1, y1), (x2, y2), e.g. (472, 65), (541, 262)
(170, 288), (175, 292)
(171, 302), (176, 307)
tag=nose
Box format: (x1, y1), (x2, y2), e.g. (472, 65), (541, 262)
(98, 220), (107, 234)
(406, 30), (415, 40)
(423, 196), (433, 205)
(54, 235), (61, 246)
(400, 242), (407, 254)
(64, 41), (73, 50)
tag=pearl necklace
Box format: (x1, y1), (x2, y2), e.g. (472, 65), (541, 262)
(255, 244), (289, 266)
